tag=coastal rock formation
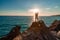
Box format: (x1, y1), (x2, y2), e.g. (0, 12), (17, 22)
(0, 20), (58, 40)
(49, 20), (60, 39)
(49, 20), (60, 31)
(22, 20), (57, 40)
(0, 25), (22, 40)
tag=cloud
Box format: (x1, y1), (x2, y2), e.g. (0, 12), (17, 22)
(54, 6), (58, 8)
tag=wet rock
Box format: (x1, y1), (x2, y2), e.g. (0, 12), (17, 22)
(0, 25), (22, 40)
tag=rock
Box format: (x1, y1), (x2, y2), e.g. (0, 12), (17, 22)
(49, 20), (60, 40)
(22, 20), (57, 40)
(49, 20), (60, 32)
(13, 34), (22, 40)
(0, 25), (22, 40)
(57, 31), (60, 38)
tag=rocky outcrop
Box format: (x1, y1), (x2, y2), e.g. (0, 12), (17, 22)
(49, 20), (60, 32)
(0, 20), (58, 40)
(0, 25), (22, 40)
(49, 20), (60, 39)
(22, 20), (57, 40)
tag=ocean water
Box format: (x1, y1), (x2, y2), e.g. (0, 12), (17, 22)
(0, 16), (60, 37)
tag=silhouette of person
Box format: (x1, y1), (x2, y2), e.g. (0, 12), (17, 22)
(35, 13), (38, 22)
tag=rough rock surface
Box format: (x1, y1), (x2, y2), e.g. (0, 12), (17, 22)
(22, 20), (57, 40)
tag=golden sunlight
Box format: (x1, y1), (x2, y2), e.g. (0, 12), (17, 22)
(28, 8), (40, 13)
(28, 8), (40, 22)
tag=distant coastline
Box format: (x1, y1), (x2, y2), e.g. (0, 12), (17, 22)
(51, 15), (60, 16)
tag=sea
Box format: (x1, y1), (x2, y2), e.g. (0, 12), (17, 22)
(0, 16), (60, 37)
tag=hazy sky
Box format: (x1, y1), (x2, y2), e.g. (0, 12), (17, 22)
(0, 0), (60, 16)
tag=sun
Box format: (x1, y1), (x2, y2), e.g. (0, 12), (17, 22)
(28, 8), (40, 13)
(28, 8), (40, 21)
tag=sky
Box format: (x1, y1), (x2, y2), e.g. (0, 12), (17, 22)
(0, 0), (60, 16)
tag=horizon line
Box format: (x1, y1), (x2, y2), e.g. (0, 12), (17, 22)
(0, 15), (59, 16)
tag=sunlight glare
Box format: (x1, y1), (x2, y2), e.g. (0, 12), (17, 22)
(28, 8), (40, 22)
